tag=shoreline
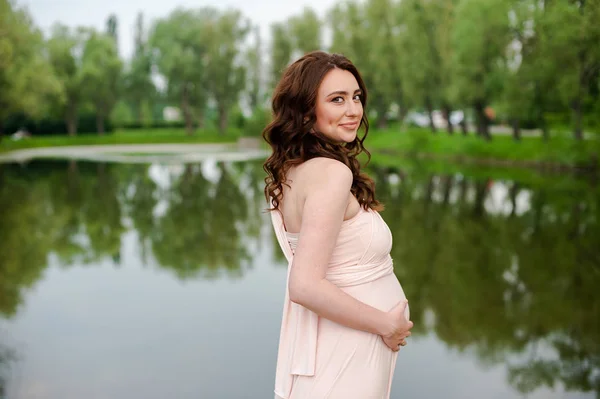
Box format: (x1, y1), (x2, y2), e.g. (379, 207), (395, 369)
(0, 143), (269, 164)
(1, 141), (598, 174)
(374, 149), (598, 173)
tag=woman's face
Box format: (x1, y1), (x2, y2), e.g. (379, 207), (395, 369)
(313, 68), (363, 143)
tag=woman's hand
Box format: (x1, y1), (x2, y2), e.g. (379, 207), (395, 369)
(380, 300), (413, 352)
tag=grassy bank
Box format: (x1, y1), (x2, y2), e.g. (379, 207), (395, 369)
(2, 127), (599, 172)
(367, 151), (599, 191)
(368, 128), (599, 169)
(0, 128), (239, 153)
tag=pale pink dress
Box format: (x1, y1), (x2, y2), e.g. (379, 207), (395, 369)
(271, 205), (409, 399)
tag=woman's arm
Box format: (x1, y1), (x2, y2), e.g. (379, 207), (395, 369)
(288, 158), (411, 339)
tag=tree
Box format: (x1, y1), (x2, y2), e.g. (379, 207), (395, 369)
(79, 29), (123, 134)
(204, 10), (250, 133)
(245, 25), (264, 113)
(123, 12), (155, 124)
(106, 13), (118, 47)
(398, 0), (442, 133)
(47, 23), (85, 135)
(0, 0), (61, 140)
(150, 8), (215, 134)
(538, 1), (600, 140)
(432, 0), (462, 134)
(269, 23), (293, 91)
(363, 0), (404, 127)
(499, 0), (544, 141)
(328, 0), (403, 127)
(451, 0), (511, 140)
(288, 7), (322, 55)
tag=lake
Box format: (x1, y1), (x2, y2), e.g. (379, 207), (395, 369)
(0, 158), (598, 399)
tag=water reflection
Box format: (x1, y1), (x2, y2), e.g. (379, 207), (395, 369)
(374, 165), (600, 397)
(0, 342), (15, 398)
(0, 159), (598, 398)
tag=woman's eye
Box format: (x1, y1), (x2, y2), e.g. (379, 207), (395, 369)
(353, 94), (362, 101)
(332, 97), (344, 103)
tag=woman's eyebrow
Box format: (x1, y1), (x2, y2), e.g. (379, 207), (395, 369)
(326, 89), (362, 96)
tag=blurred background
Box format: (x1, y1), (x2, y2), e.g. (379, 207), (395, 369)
(0, 0), (599, 398)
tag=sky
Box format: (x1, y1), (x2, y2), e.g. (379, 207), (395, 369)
(22, 0), (340, 59)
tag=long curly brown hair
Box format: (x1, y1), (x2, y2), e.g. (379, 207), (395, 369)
(263, 51), (382, 212)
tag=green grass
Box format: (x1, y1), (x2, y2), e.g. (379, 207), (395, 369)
(0, 128), (239, 154)
(367, 128), (599, 168)
(2, 127), (599, 171)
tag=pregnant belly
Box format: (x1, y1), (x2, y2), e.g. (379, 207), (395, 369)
(340, 272), (410, 319)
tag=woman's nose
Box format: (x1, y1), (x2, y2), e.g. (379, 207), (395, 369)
(345, 100), (361, 116)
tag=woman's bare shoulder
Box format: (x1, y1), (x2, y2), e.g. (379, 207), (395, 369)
(299, 157), (353, 186)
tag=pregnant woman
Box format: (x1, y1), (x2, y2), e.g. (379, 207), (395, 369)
(263, 51), (414, 399)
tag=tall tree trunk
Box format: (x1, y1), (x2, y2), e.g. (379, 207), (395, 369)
(66, 101), (78, 136)
(218, 104), (228, 134)
(184, 164), (193, 184)
(474, 101), (491, 141)
(460, 117), (468, 136)
(96, 163), (107, 197)
(136, 100), (143, 124)
(423, 175), (435, 218)
(473, 180), (488, 218)
(571, 97), (583, 140)
(442, 175), (453, 206)
(374, 97), (388, 129)
(376, 109), (388, 128)
(509, 182), (519, 217)
(425, 176), (435, 206)
(532, 190), (545, 236)
(511, 118), (521, 141)
(181, 85), (194, 136)
(533, 82), (549, 141)
(96, 113), (105, 135)
(425, 97), (436, 133)
(196, 107), (205, 129)
(541, 120), (550, 141)
(397, 106), (409, 126)
(572, 49), (586, 140)
(442, 105), (454, 135)
(459, 178), (468, 205)
(67, 160), (80, 201)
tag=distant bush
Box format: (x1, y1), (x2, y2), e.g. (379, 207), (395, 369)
(242, 107), (271, 137)
(118, 121), (187, 130)
(4, 113), (114, 135)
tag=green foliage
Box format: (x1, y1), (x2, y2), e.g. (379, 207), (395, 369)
(270, 23), (294, 90)
(451, 0), (511, 106)
(204, 10), (250, 133)
(79, 29), (123, 134)
(2, 112), (114, 136)
(2, 0), (600, 143)
(0, 0), (62, 131)
(245, 26), (264, 112)
(149, 8), (216, 133)
(110, 100), (133, 128)
(122, 12), (155, 125)
(288, 7), (322, 55)
(243, 107), (272, 137)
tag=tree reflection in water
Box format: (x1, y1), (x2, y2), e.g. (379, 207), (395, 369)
(0, 159), (597, 396)
(372, 165), (599, 396)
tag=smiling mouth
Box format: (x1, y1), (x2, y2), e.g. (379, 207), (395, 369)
(340, 122), (359, 129)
